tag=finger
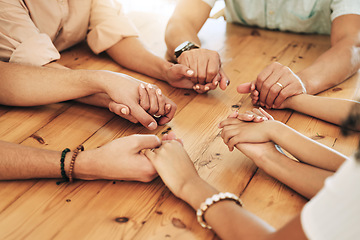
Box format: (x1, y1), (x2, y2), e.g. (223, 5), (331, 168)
(192, 84), (208, 94)
(221, 127), (241, 144)
(196, 55), (208, 85)
(273, 83), (299, 109)
(250, 90), (260, 105)
(212, 73), (221, 87)
(236, 82), (252, 94)
(108, 102), (139, 123)
(255, 63), (276, 91)
(265, 79), (287, 108)
(218, 69), (229, 90)
(146, 83), (159, 115)
(144, 148), (157, 162)
(258, 71), (282, 107)
(258, 107), (274, 120)
(139, 83), (150, 111)
(206, 58), (221, 84)
(205, 82), (217, 91)
(130, 104), (158, 130)
(132, 134), (161, 151)
(227, 111), (239, 118)
(236, 112), (257, 121)
(218, 118), (243, 128)
(227, 135), (243, 152)
(158, 98), (177, 125)
(155, 88), (166, 116)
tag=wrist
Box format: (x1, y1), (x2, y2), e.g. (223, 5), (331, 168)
(72, 150), (98, 180)
(179, 176), (218, 210)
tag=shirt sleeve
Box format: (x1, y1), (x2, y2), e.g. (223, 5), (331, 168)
(301, 156), (360, 240)
(0, 0), (60, 66)
(201, 0), (217, 7)
(87, 0), (139, 54)
(330, 0), (360, 21)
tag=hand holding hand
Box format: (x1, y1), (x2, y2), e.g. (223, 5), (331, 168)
(144, 133), (199, 198)
(219, 117), (275, 151)
(77, 134), (161, 182)
(99, 71), (177, 130)
(177, 49), (230, 93)
(237, 62), (306, 109)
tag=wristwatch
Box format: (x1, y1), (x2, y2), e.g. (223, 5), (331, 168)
(174, 41), (199, 58)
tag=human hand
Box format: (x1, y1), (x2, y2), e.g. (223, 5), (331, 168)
(219, 117), (276, 151)
(228, 107), (274, 122)
(177, 48), (230, 93)
(144, 134), (199, 198)
(77, 134), (161, 182)
(252, 62), (306, 109)
(235, 142), (279, 169)
(99, 71), (177, 130)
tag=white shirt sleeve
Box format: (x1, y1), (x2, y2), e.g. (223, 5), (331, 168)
(330, 0), (360, 21)
(87, 0), (139, 54)
(301, 155), (360, 240)
(0, 0), (60, 66)
(201, 0), (217, 7)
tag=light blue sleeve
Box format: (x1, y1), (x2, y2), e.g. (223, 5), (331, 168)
(331, 0), (360, 21)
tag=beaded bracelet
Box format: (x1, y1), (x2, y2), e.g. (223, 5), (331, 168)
(68, 144), (84, 183)
(57, 148), (71, 185)
(196, 192), (243, 229)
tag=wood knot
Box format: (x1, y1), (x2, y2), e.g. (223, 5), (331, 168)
(155, 211), (163, 215)
(232, 105), (240, 108)
(332, 87), (342, 92)
(311, 134), (325, 140)
(30, 134), (46, 145)
(171, 218), (186, 229)
(184, 92), (190, 96)
(66, 199), (71, 202)
(250, 29), (260, 36)
(115, 217), (129, 223)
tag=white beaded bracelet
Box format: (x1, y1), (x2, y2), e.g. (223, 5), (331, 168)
(196, 192), (243, 229)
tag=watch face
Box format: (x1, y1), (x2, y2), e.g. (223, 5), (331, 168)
(174, 41), (198, 58)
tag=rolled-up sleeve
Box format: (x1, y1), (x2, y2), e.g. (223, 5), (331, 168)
(87, 0), (139, 54)
(0, 0), (60, 66)
(331, 0), (360, 21)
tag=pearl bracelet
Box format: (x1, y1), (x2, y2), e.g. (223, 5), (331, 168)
(196, 192), (243, 229)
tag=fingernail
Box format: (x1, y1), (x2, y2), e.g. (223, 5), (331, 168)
(148, 122), (156, 130)
(248, 114), (255, 118)
(195, 85), (200, 90)
(204, 86), (210, 91)
(214, 81), (218, 86)
(256, 116), (262, 121)
(166, 104), (171, 110)
(147, 83), (153, 89)
(120, 108), (127, 115)
(156, 89), (162, 96)
(187, 69), (194, 75)
(140, 83), (145, 88)
(262, 117), (268, 121)
(226, 80), (230, 86)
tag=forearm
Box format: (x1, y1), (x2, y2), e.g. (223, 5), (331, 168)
(285, 94), (358, 128)
(0, 62), (102, 106)
(164, 0), (211, 61)
(298, 15), (360, 94)
(180, 177), (274, 240)
(268, 121), (346, 171)
(106, 37), (172, 81)
(259, 146), (334, 199)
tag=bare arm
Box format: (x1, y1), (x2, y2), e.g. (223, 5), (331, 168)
(298, 14), (360, 94)
(0, 62), (100, 106)
(283, 94), (359, 130)
(0, 135), (160, 182)
(164, 0), (211, 60)
(144, 139), (308, 240)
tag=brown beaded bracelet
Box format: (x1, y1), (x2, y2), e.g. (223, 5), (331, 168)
(68, 144), (84, 183)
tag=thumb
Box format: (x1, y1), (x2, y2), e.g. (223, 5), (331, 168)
(173, 64), (194, 78)
(237, 82), (252, 94)
(133, 134), (161, 151)
(129, 104), (158, 130)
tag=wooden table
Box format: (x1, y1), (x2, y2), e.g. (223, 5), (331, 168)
(1, 15), (359, 240)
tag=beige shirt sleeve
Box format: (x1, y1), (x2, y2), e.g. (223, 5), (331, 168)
(0, 0), (60, 66)
(87, 0), (139, 54)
